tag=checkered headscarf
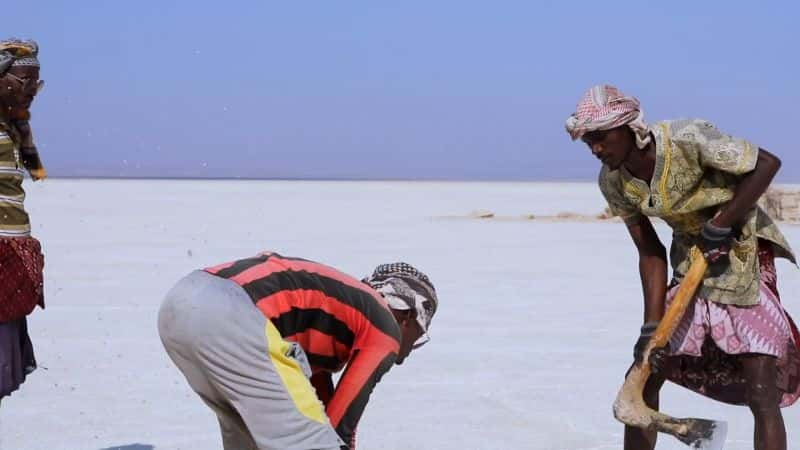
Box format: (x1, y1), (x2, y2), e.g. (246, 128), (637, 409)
(363, 262), (438, 336)
(0, 39), (40, 75)
(565, 84), (651, 149)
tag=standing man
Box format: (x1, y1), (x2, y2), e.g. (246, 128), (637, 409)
(566, 85), (799, 450)
(0, 38), (46, 405)
(158, 252), (438, 450)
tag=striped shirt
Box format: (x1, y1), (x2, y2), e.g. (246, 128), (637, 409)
(205, 252), (401, 445)
(0, 121), (30, 237)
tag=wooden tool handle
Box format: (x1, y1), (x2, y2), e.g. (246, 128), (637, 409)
(646, 247), (708, 354)
(614, 247), (729, 448)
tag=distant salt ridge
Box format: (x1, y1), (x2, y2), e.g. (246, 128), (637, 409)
(454, 188), (800, 223)
(452, 209), (619, 222)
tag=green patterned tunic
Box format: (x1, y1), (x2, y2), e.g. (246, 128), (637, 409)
(599, 119), (795, 306)
(0, 119), (31, 237)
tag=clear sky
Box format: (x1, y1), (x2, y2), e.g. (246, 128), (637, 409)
(7, 1), (800, 180)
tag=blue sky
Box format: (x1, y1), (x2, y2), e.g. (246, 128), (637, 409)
(7, 1), (800, 180)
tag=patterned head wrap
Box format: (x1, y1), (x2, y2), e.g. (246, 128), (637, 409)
(565, 84), (651, 149)
(363, 262), (438, 343)
(0, 39), (40, 75)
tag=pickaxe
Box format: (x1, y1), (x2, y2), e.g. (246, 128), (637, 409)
(613, 247), (727, 449)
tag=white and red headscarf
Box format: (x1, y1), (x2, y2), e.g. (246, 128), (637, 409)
(565, 84), (651, 149)
(363, 262), (437, 347)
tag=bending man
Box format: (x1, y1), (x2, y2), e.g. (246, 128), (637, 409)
(158, 251), (438, 450)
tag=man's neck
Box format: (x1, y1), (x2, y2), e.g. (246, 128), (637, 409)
(623, 142), (657, 183)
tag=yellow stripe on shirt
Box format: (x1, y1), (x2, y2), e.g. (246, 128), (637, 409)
(264, 320), (328, 424)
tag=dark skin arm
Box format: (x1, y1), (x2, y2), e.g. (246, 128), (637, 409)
(712, 148), (781, 228)
(627, 215), (669, 323)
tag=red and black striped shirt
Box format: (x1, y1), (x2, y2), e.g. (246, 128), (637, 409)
(205, 252), (401, 444)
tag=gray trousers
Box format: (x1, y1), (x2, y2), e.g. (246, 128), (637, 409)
(158, 270), (344, 450)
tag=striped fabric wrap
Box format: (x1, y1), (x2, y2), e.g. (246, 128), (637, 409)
(664, 243), (800, 407)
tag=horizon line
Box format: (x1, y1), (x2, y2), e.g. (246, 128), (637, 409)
(32, 175), (800, 186)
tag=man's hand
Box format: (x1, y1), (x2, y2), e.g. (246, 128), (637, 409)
(699, 219), (733, 264)
(20, 146), (46, 180)
(632, 321), (669, 374)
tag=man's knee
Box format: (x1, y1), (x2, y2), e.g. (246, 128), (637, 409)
(741, 354), (782, 413)
(745, 380), (780, 413)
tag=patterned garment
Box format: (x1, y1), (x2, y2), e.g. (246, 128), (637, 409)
(664, 243), (800, 407)
(0, 121), (31, 237)
(363, 262), (438, 347)
(205, 252), (401, 446)
(565, 84), (652, 149)
(0, 236), (44, 322)
(599, 119), (795, 306)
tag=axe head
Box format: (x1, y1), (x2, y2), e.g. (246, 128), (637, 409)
(672, 418), (727, 450)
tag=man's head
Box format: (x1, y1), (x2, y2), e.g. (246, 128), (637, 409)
(565, 85), (649, 170)
(0, 39), (42, 121)
(363, 262), (438, 365)
(580, 126), (637, 171)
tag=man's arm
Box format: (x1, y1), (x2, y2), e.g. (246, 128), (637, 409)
(699, 148), (780, 262)
(310, 371), (334, 405)
(327, 347), (397, 446)
(12, 120), (46, 180)
(711, 148), (780, 228)
(626, 215), (669, 324)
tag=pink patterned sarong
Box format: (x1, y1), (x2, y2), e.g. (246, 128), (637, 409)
(664, 243), (800, 407)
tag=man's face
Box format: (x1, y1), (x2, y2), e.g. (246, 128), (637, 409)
(394, 310), (426, 365)
(581, 126), (635, 170)
(0, 65), (41, 120)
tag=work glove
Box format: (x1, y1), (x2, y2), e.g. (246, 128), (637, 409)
(632, 321), (669, 374)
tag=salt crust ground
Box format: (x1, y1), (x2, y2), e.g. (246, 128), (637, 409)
(2, 180), (798, 450)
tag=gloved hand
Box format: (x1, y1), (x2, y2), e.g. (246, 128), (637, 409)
(699, 219), (733, 264)
(633, 321), (658, 363)
(632, 321), (669, 374)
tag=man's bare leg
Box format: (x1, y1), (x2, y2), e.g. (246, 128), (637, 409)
(741, 354), (786, 450)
